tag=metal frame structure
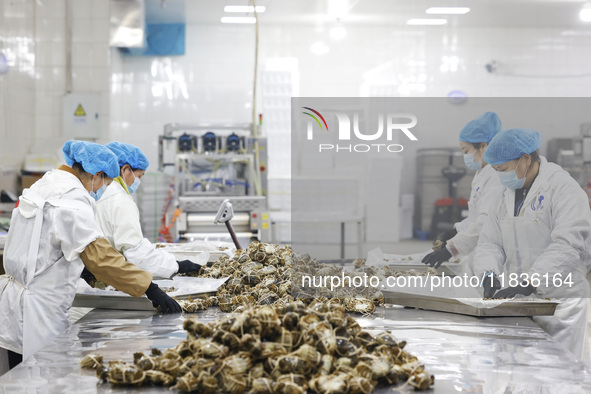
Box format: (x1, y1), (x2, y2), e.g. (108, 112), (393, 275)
(158, 123), (270, 243)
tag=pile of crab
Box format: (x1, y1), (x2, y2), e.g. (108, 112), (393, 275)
(80, 301), (434, 393)
(178, 242), (385, 315)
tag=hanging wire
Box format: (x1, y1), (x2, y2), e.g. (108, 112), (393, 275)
(251, 0), (263, 196)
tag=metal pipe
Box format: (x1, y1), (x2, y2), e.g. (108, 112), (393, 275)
(225, 221), (242, 250)
(65, 0), (72, 93)
(341, 222), (345, 259)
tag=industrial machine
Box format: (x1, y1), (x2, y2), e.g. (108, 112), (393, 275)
(158, 123), (270, 244)
(546, 124), (591, 206)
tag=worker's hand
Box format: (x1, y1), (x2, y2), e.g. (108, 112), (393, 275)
(80, 267), (97, 286)
(433, 229), (458, 249)
(177, 260), (203, 275)
(145, 282), (182, 314)
(482, 274), (501, 298)
(493, 282), (535, 299)
(421, 248), (452, 268)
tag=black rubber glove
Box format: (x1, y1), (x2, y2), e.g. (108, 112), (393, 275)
(177, 260), (203, 274)
(145, 282), (182, 314)
(434, 228), (458, 248)
(80, 267), (97, 286)
(421, 248), (452, 268)
(482, 275), (501, 298)
(493, 282), (535, 299)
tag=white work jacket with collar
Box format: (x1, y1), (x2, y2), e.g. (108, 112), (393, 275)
(447, 163), (505, 275)
(95, 181), (178, 279)
(0, 169), (103, 358)
(473, 156), (591, 364)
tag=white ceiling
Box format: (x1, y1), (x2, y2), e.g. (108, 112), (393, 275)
(146, 0), (591, 29)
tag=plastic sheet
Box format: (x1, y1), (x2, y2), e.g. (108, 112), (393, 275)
(366, 247), (429, 266)
(155, 240), (235, 262)
(1, 306), (590, 392)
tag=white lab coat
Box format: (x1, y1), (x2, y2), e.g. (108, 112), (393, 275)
(95, 181), (178, 280)
(0, 169), (102, 359)
(474, 157), (591, 364)
(447, 164), (505, 275)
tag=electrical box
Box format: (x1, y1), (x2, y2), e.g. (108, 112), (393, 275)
(62, 93), (101, 140)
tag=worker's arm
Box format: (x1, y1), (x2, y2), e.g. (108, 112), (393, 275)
(472, 201), (506, 280)
(99, 190), (179, 279)
(529, 185), (591, 297)
(453, 175), (477, 234)
(80, 238), (182, 313)
(123, 239), (180, 279)
(447, 181), (505, 257)
(80, 237), (152, 297)
(101, 192), (144, 252)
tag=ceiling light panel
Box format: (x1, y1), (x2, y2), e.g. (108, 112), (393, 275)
(426, 7), (470, 15)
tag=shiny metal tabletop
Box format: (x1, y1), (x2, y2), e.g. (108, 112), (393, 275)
(1, 306), (590, 393)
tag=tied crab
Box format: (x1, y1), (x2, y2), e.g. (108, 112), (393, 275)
(87, 302), (434, 392)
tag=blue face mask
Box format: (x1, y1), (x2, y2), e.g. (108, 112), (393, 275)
(463, 152), (482, 170)
(89, 176), (107, 201)
(498, 157), (529, 190)
(127, 170), (141, 194)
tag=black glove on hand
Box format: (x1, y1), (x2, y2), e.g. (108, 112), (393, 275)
(493, 282), (535, 299)
(434, 228), (458, 247)
(177, 260), (203, 275)
(482, 275), (501, 298)
(421, 248), (452, 268)
(145, 282), (182, 314)
(80, 267), (97, 286)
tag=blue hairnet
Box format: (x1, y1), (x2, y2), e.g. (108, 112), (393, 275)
(484, 128), (542, 165)
(62, 140), (120, 178)
(105, 142), (149, 171)
(459, 112), (502, 144)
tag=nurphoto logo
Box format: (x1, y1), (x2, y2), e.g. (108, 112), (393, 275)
(302, 106), (418, 153)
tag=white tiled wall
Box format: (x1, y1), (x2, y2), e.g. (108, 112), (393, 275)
(109, 22), (591, 175)
(2, 2), (591, 233)
(2, 6), (590, 163)
(0, 0), (36, 167)
(0, 0), (111, 171)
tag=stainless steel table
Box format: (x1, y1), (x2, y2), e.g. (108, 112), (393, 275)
(1, 306), (590, 393)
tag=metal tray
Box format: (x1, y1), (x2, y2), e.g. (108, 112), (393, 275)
(72, 276), (227, 311)
(72, 292), (217, 311)
(168, 250), (227, 264)
(72, 294), (155, 311)
(383, 290), (558, 317)
(383, 264), (456, 277)
(317, 261), (457, 277)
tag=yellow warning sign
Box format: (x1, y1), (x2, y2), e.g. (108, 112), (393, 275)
(74, 104), (86, 117)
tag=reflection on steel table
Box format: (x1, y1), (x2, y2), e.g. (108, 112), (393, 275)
(0, 306), (590, 393)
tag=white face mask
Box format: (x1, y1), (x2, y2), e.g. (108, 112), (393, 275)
(463, 152), (482, 170)
(498, 156), (530, 190)
(89, 176), (106, 201)
(128, 171), (141, 194)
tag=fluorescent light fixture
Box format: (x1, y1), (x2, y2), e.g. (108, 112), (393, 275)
(224, 5), (266, 13)
(221, 16), (256, 24)
(407, 19), (447, 25)
(580, 2), (591, 22)
(426, 7), (470, 15)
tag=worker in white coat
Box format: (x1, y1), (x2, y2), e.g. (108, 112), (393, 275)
(0, 141), (181, 371)
(93, 142), (201, 280)
(474, 128), (591, 365)
(422, 112), (505, 275)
